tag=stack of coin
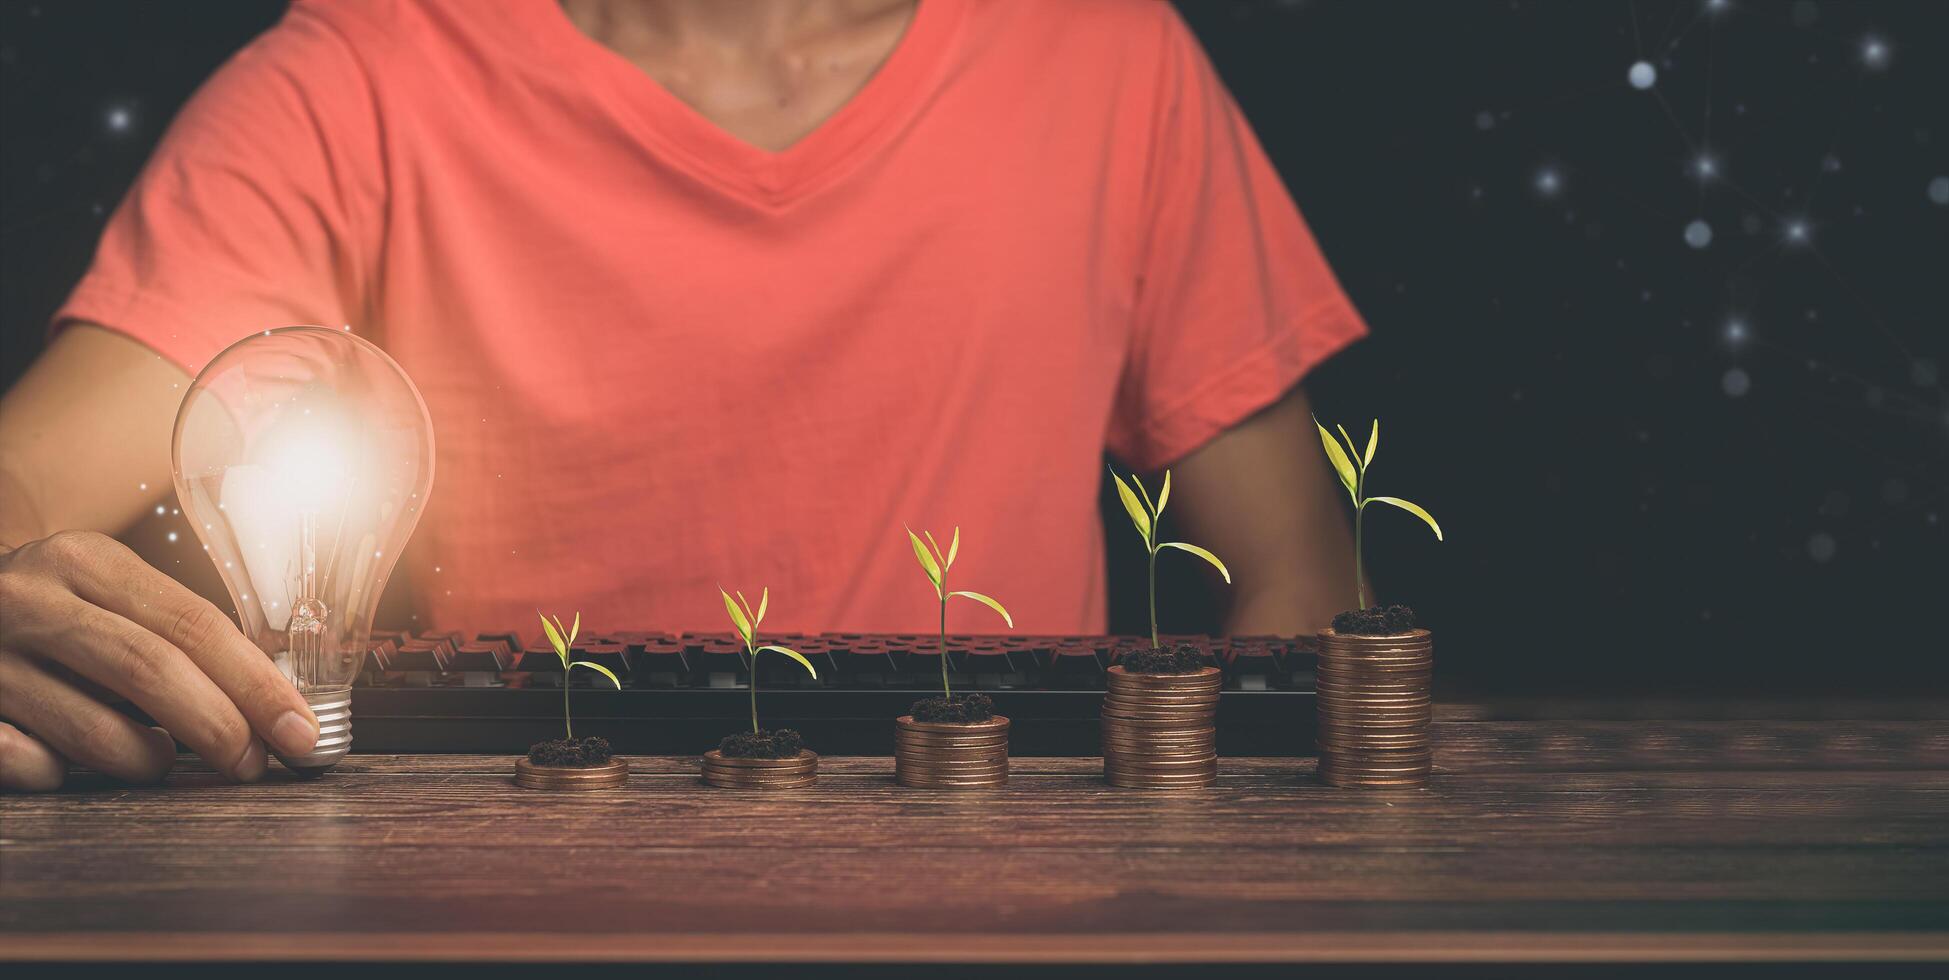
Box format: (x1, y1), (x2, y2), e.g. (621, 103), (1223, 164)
(894, 716), (1009, 788)
(1316, 628), (1433, 788)
(1101, 666), (1221, 789)
(513, 757), (628, 791)
(701, 749), (818, 789)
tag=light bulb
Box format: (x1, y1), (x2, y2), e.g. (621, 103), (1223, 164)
(173, 326), (435, 773)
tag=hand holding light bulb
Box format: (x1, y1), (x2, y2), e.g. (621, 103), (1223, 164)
(0, 531), (322, 789)
(1, 325), (433, 790)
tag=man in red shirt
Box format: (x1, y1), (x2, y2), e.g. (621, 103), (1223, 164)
(0, 0), (1362, 790)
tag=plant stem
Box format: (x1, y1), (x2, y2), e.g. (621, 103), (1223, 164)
(1354, 501), (1367, 610)
(1147, 545), (1159, 649)
(939, 593), (950, 700)
(748, 642), (759, 734)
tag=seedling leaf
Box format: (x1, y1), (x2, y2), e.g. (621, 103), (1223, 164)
(1315, 419), (1358, 498)
(906, 526), (943, 595)
(1160, 541), (1232, 583)
(1110, 469), (1153, 541)
(1366, 495), (1443, 541)
(759, 644), (818, 680)
(572, 660), (622, 690)
(1363, 419), (1379, 469)
(736, 589), (758, 629)
(720, 588), (753, 645)
(569, 612), (580, 648)
(948, 590), (1014, 628)
(1156, 469), (1171, 517)
(947, 526), (960, 568)
(924, 529), (946, 568)
(756, 586), (768, 626)
(538, 612), (568, 666)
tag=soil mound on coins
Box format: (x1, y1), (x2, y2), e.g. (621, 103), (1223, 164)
(718, 728), (804, 759)
(1119, 643), (1212, 674)
(1331, 605), (1419, 635)
(527, 735), (613, 767)
(910, 693), (996, 723)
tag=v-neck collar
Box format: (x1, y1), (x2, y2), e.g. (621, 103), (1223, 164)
(525, 0), (965, 209)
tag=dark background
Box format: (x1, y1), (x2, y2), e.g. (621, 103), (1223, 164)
(3, 1), (1944, 694)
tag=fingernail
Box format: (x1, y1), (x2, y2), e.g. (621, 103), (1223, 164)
(271, 710), (319, 757)
(234, 739), (267, 782)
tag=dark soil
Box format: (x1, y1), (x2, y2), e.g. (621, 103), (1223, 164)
(910, 693), (996, 724)
(718, 728), (805, 759)
(1332, 604), (1419, 635)
(526, 735), (613, 767)
(1119, 643), (1213, 674)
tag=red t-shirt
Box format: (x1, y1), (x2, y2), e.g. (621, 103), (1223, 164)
(58, 0), (1365, 635)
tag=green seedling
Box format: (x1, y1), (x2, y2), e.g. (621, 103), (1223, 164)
(720, 586), (818, 734)
(904, 525), (1013, 700)
(1108, 467), (1231, 649)
(1314, 417), (1443, 610)
(537, 611), (621, 741)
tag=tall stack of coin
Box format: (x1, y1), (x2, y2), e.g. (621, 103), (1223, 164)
(1101, 665), (1221, 788)
(701, 749), (818, 789)
(1316, 628), (1433, 788)
(894, 716), (1009, 788)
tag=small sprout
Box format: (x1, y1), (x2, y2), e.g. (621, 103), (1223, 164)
(1108, 467), (1231, 649)
(1314, 417), (1442, 610)
(904, 525), (1012, 699)
(538, 610), (619, 742)
(720, 586), (817, 735)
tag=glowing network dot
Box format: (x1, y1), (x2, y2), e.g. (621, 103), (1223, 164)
(1861, 37), (1890, 70)
(1721, 367), (1751, 398)
(166, 532), (178, 543)
(1705, 0), (1730, 13)
(1628, 61), (1657, 90)
(1693, 154), (1720, 180)
(1807, 533), (1837, 563)
(1724, 317), (1750, 346)
(154, 504), (165, 515)
(1534, 168), (1563, 196)
(1684, 220), (1713, 249)
(1782, 218), (1811, 245)
(1928, 176), (1949, 205)
(104, 105), (132, 133)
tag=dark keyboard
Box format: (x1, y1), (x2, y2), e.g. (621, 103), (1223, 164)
(351, 631), (1317, 756)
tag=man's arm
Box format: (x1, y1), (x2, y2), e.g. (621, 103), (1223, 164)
(1166, 385), (1358, 637)
(0, 325), (318, 791)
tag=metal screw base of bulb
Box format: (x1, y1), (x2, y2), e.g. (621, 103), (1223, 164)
(275, 690), (352, 774)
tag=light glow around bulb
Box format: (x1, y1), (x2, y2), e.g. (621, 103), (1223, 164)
(173, 326), (434, 774)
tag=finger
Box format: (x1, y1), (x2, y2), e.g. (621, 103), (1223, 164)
(0, 720), (68, 792)
(0, 651), (177, 784)
(12, 593), (267, 782)
(40, 532), (318, 759)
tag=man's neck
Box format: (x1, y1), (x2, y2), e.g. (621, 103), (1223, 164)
(558, 0), (896, 51)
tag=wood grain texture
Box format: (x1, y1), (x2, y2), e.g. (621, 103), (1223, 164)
(3, 707), (1946, 964)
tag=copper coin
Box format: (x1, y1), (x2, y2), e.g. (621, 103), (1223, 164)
(1108, 666), (1222, 684)
(704, 772), (819, 789)
(894, 753), (1010, 769)
(701, 749), (819, 768)
(514, 757), (628, 791)
(1103, 691), (1222, 704)
(894, 735), (1011, 750)
(896, 773), (1008, 788)
(1106, 755), (1218, 771)
(1106, 769), (1217, 787)
(896, 716), (1011, 734)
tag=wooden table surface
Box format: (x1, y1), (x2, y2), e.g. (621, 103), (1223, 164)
(4, 702), (1947, 966)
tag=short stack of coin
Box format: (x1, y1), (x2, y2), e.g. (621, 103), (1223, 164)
(1316, 628), (1434, 788)
(1101, 665), (1222, 789)
(513, 757), (629, 791)
(701, 749), (818, 789)
(894, 716), (1010, 788)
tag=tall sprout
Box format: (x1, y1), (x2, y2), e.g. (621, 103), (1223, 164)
(1314, 418), (1443, 610)
(1108, 467), (1231, 649)
(720, 587), (818, 734)
(537, 611), (621, 741)
(904, 525), (1012, 700)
